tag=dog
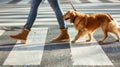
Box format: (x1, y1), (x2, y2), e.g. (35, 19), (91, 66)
(63, 10), (120, 43)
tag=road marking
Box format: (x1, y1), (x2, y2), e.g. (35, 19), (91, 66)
(0, 18), (57, 22)
(0, 22), (71, 26)
(73, 0), (81, 3)
(3, 28), (48, 65)
(68, 28), (113, 65)
(88, 0), (102, 3)
(108, 0), (120, 2)
(17, 0), (30, 4)
(0, 0), (12, 4)
(0, 30), (5, 36)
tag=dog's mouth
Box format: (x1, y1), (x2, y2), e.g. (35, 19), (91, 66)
(65, 18), (69, 20)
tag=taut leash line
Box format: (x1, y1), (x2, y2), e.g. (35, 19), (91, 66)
(69, 0), (77, 11)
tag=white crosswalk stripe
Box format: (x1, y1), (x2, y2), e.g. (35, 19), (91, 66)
(17, 0), (31, 4)
(0, 0), (12, 4)
(108, 0), (120, 2)
(68, 28), (113, 65)
(0, 30), (5, 36)
(70, 0), (81, 3)
(88, 0), (102, 3)
(3, 28), (48, 65)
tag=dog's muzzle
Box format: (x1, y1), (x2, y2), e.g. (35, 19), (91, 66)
(64, 18), (69, 20)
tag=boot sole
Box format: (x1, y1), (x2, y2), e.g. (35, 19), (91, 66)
(61, 39), (70, 42)
(10, 36), (27, 44)
(51, 39), (70, 43)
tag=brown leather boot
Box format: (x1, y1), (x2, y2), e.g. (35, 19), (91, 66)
(10, 28), (30, 44)
(51, 28), (70, 42)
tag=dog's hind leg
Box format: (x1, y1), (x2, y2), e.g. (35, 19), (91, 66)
(111, 31), (120, 42)
(98, 30), (108, 43)
(115, 33), (120, 42)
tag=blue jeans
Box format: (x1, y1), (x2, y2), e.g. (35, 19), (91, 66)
(24, 0), (67, 30)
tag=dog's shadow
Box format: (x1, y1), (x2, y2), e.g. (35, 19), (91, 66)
(98, 41), (119, 45)
(71, 40), (119, 46)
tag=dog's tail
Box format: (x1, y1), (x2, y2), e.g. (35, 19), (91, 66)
(106, 13), (120, 34)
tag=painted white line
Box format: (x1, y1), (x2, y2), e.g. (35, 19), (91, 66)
(0, 0), (13, 4)
(3, 28), (48, 65)
(88, 0), (102, 3)
(0, 21), (72, 26)
(17, 0), (30, 4)
(0, 30), (5, 36)
(69, 28), (113, 65)
(72, 3), (120, 6)
(71, 45), (113, 65)
(74, 0), (81, 3)
(0, 15), (55, 18)
(0, 18), (57, 21)
(43, 0), (48, 3)
(109, 0), (120, 2)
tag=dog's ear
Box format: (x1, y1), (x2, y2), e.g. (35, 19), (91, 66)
(70, 12), (76, 23)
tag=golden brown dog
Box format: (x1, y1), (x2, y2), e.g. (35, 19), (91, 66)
(63, 10), (120, 43)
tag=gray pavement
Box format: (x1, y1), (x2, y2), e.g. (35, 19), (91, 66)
(0, 0), (120, 67)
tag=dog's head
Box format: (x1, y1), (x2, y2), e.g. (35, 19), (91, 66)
(63, 10), (88, 26)
(63, 10), (76, 23)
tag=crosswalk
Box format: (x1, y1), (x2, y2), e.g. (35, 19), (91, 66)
(0, 27), (118, 66)
(0, 0), (120, 67)
(3, 28), (48, 65)
(0, 0), (120, 4)
(69, 28), (113, 65)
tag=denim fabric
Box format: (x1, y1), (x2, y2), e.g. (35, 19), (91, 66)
(24, 0), (67, 30)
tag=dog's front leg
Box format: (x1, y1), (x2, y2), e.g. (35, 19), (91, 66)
(71, 31), (81, 43)
(72, 30), (88, 43)
(86, 33), (92, 42)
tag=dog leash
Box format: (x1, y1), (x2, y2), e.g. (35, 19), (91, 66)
(42, 0), (77, 11)
(69, 0), (77, 11)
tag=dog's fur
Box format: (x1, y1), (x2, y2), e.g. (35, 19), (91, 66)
(63, 10), (120, 43)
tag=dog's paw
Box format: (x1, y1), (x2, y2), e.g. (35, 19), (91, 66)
(71, 41), (75, 43)
(86, 40), (91, 42)
(116, 40), (119, 42)
(98, 40), (103, 43)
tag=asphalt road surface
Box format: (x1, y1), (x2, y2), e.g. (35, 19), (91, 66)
(0, 0), (120, 67)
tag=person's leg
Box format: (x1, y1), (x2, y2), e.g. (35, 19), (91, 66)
(24, 0), (42, 30)
(10, 0), (42, 44)
(48, 0), (66, 29)
(48, 0), (70, 42)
